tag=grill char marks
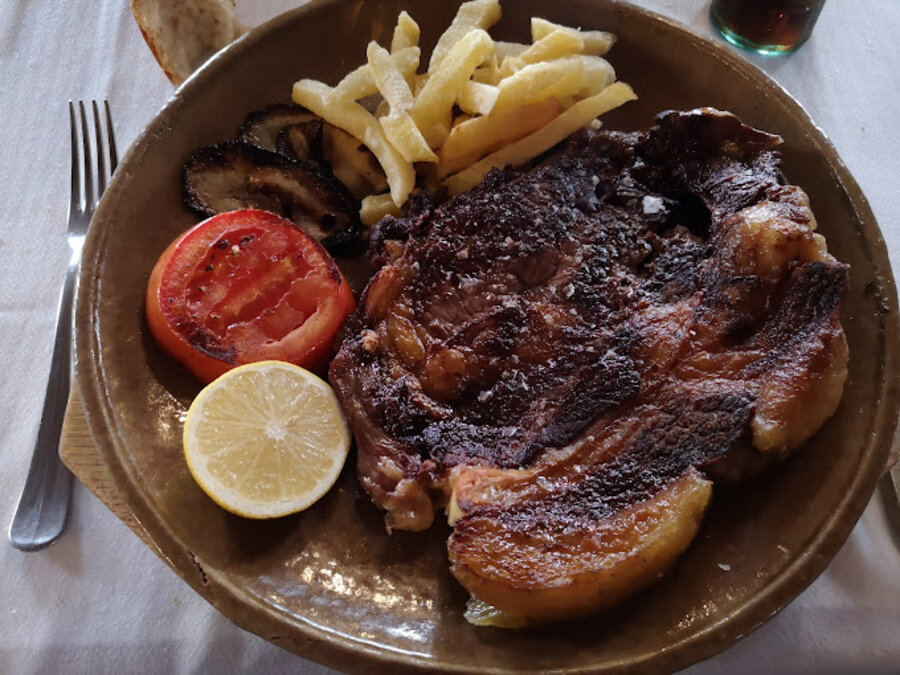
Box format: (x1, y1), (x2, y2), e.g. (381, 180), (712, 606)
(638, 108), (783, 219)
(329, 109), (849, 618)
(454, 391), (753, 536)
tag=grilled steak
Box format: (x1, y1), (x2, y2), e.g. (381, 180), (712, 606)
(329, 109), (849, 620)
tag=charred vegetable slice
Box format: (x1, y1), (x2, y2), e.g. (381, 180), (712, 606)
(146, 209), (356, 383)
(275, 121), (324, 163)
(237, 104), (320, 152)
(183, 141), (362, 252)
(239, 103), (387, 201)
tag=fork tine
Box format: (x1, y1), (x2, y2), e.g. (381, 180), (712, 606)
(92, 101), (107, 196)
(68, 102), (80, 217)
(104, 100), (118, 172)
(78, 101), (93, 215)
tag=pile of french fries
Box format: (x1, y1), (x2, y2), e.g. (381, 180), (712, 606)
(292, 0), (636, 225)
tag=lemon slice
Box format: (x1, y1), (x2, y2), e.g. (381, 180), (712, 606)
(183, 360), (351, 518)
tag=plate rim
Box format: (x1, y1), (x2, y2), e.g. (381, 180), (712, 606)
(75, 0), (900, 672)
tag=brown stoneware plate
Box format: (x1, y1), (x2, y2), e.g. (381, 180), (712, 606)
(75, 0), (900, 672)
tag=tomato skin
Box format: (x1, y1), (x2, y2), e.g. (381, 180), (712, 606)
(146, 210), (355, 383)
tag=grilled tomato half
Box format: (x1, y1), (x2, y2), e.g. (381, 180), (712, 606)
(146, 209), (355, 383)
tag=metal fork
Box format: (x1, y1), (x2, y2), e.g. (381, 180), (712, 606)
(9, 101), (117, 551)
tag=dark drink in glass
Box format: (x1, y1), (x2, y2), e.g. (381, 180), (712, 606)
(711, 0), (826, 54)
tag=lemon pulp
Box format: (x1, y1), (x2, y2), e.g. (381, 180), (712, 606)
(183, 361), (350, 518)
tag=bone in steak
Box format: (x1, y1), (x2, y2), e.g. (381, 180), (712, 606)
(329, 109), (849, 620)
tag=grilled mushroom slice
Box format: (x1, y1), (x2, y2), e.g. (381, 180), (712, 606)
(275, 121), (324, 164)
(276, 124), (388, 200)
(183, 141), (362, 252)
(236, 104), (319, 152)
(238, 104), (388, 200)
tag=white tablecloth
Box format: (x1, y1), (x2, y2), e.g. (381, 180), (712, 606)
(1, 1), (898, 673)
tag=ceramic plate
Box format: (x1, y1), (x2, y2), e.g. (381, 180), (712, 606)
(76, 1), (899, 672)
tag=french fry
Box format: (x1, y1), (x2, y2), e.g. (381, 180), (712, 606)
(323, 126), (389, 198)
(457, 81), (500, 116)
(443, 82), (636, 194)
(333, 46), (420, 101)
(519, 29), (584, 64)
(292, 79), (415, 206)
(410, 28), (494, 148)
(576, 55), (615, 96)
(292, 7), (628, 212)
(391, 11), (420, 53)
(360, 193), (401, 225)
(368, 42), (414, 110)
(492, 57), (583, 111)
(428, 0), (501, 73)
(471, 57), (501, 85)
(531, 17), (616, 55)
(382, 114), (438, 163)
(367, 41), (437, 163)
(498, 55), (610, 103)
(526, 61), (584, 102)
(413, 73), (429, 96)
(498, 55), (523, 79)
(493, 40), (527, 61)
(437, 98), (564, 178)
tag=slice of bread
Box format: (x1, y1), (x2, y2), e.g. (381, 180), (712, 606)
(131, 0), (246, 85)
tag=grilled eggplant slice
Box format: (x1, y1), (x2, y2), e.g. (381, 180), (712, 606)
(183, 141), (362, 252)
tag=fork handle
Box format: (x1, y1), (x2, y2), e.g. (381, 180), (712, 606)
(9, 264), (76, 551)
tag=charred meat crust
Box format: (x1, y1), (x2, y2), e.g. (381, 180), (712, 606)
(330, 109), (849, 527)
(452, 391), (753, 536)
(182, 141), (363, 253)
(329, 108), (849, 616)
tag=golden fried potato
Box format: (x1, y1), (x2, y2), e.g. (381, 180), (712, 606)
(519, 29), (584, 64)
(493, 58), (584, 111)
(382, 114), (438, 163)
(531, 17), (616, 55)
(471, 57), (502, 85)
(289, 3), (629, 215)
(529, 63), (585, 101)
(410, 29), (494, 148)
(437, 97), (564, 178)
(391, 10), (420, 53)
(333, 46), (420, 101)
(367, 42), (436, 163)
(428, 0), (502, 73)
(493, 41), (527, 61)
(457, 81), (500, 116)
(293, 79), (415, 206)
(575, 55), (616, 96)
(360, 193), (401, 225)
(443, 82), (636, 194)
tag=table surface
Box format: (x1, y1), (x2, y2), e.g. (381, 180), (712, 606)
(1, 1), (899, 673)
